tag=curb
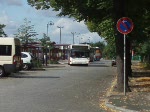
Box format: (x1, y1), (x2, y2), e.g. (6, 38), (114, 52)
(104, 76), (139, 112)
(105, 99), (139, 112)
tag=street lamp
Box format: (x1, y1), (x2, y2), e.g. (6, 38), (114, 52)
(57, 26), (64, 44)
(47, 21), (54, 39)
(88, 37), (90, 43)
(71, 32), (76, 44)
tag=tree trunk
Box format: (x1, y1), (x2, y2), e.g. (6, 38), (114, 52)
(126, 38), (132, 78)
(126, 38), (132, 91)
(113, 0), (131, 92)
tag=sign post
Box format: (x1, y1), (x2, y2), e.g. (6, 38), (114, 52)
(117, 17), (134, 95)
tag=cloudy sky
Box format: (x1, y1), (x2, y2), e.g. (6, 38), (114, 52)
(0, 0), (104, 44)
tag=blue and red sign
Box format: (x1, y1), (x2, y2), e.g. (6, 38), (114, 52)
(117, 17), (134, 34)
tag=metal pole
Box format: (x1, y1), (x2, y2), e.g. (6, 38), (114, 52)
(124, 34), (126, 95)
(47, 21), (54, 40)
(71, 32), (76, 44)
(73, 34), (74, 44)
(57, 26), (64, 44)
(60, 28), (61, 44)
(47, 24), (48, 37)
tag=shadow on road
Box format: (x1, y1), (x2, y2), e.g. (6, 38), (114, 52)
(11, 75), (60, 79)
(8, 72), (60, 79)
(88, 65), (110, 67)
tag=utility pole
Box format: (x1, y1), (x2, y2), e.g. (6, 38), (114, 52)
(71, 32), (76, 44)
(47, 21), (54, 40)
(57, 26), (64, 44)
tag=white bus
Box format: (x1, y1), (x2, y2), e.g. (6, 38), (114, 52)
(68, 44), (90, 65)
(0, 37), (22, 77)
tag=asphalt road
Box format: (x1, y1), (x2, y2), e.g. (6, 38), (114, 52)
(0, 60), (116, 112)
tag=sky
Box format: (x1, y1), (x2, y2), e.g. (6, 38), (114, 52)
(0, 0), (104, 44)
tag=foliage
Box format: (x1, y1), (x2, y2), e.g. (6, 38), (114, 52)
(39, 33), (55, 52)
(90, 41), (105, 50)
(14, 18), (38, 44)
(103, 43), (116, 59)
(48, 60), (59, 64)
(0, 24), (7, 37)
(135, 40), (150, 62)
(33, 60), (42, 68)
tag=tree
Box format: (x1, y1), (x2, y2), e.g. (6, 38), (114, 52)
(0, 24), (7, 37)
(90, 41), (105, 52)
(39, 33), (55, 64)
(27, 0), (150, 92)
(15, 18), (38, 44)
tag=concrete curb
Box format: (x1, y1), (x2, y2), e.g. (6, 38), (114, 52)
(105, 99), (139, 112)
(105, 75), (139, 112)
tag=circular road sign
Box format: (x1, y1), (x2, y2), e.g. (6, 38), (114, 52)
(117, 17), (134, 34)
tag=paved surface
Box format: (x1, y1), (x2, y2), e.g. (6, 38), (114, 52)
(58, 60), (150, 112)
(0, 59), (115, 112)
(36, 60), (150, 112)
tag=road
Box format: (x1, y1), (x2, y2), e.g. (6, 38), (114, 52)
(0, 60), (116, 112)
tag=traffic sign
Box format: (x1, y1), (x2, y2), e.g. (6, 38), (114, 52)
(117, 17), (134, 34)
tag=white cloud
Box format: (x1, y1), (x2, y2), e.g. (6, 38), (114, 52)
(0, 11), (9, 24)
(0, 11), (19, 36)
(48, 18), (103, 44)
(0, 0), (23, 6)
(0, 0), (103, 44)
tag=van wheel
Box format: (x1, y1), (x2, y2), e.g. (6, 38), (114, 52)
(23, 64), (29, 70)
(0, 66), (5, 77)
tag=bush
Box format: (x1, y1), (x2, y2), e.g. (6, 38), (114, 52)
(33, 60), (42, 68)
(48, 60), (59, 64)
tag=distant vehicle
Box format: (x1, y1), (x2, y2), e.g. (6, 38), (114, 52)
(68, 44), (90, 66)
(21, 52), (35, 70)
(90, 47), (102, 61)
(112, 59), (116, 66)
(0, 37), (22, 77)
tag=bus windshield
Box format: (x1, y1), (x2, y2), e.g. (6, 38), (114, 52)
(71, 50), (89, 58)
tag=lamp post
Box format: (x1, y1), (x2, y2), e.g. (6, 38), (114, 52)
(46, 40), (51, 61)
(57, 26), (64, 44)
(71, 32), (76, 44)
(88, 37), (90, 43)
(47, 21), (54, 39)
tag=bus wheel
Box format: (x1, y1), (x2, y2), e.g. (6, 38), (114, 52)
(0, 66), (5, 77)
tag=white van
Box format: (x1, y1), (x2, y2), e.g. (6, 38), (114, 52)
(0, 37), (22, 77)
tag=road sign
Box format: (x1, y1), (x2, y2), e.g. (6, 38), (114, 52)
(117, 17), (134, 34)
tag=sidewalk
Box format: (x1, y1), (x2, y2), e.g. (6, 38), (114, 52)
(105, 63), (150, 112)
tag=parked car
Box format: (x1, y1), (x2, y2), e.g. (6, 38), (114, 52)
(21, 52), (35, 70)
(112, 59), (116, 66)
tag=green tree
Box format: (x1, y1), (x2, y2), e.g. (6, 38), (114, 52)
(15, 18), (38, 44)
(90, 41), (105, 52)
(0, 24), (7, 37)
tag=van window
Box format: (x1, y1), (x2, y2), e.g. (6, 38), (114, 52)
(0, 45), (12, 56)
(15, 45), (21, 56)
